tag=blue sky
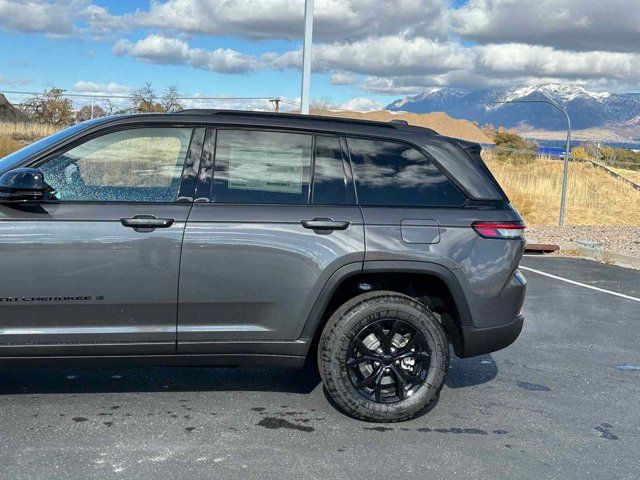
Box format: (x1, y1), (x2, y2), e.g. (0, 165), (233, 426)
(0, 0), (639, 111)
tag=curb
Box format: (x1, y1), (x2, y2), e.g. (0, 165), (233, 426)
(557, 241), (640, 270)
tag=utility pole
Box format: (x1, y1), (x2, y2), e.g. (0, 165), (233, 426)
(300, 0), (314, 114)
(269, 98), (281, 112)
(491, 98), (572, 226)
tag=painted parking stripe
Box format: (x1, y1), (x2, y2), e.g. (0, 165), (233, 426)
(520, 266), (640, 303)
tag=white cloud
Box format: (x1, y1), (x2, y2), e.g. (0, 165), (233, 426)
(73, 81), (133, 95)
(113, 35), (259, 74)
(475, 44), (640, 82)
(271, 36), (472, 76)
(95, 0), (450, 42)
(0, 0), (90, 35)
(330, 72), (356, 85)
(454, 0), (640, 53)
(339, 97), (382, 111)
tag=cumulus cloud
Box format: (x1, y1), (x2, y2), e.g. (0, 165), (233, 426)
(330, 72), (356, 85)
(0, 0), (90, 35)
(339, 97), (383, 111)
(113, 35), (259, 74)
(475, 44), (640, 81)
(454, 0), (640, 53)
(94, 0), (450, 42)
(73, 81), (133, 95)
(270, 36), (473, 76)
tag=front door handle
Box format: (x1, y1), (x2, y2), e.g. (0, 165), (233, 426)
(301, 218), (350, 233)
(121, 215), (174, 232)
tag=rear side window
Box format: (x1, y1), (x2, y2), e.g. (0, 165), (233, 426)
(312, 135), (350, 205)
(212, 130), (312, 204)
(347, 137), (466, 207)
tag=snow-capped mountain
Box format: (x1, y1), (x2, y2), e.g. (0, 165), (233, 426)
(386, 84), (640, 131)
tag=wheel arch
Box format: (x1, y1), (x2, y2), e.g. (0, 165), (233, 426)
(301, 261), (473, 357)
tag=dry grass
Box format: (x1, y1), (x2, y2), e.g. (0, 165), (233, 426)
(483, 151), (640, 226)
(610, 167), (640, 184)
(0, 122), (62, 157)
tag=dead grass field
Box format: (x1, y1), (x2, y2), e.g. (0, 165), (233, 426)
(610, 167), (640, 184)
(0, 122), (61, 157)
(483, 151), (640, 226)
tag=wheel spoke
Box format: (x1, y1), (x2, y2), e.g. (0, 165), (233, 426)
(370, 323), (387, 348)
(394, 366), (422, 385)
(373, 369), (385, 402)
(391, 367), (408, 400)
(354, 367), (382, 389)
(396, 335), (416, 356)
(346, 354), (379, 367)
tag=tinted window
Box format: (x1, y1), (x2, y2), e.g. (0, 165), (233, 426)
(38, 127), (194, 202)
(347, 138), (466, 207)
(312, 135), (350, 205)
(212, 130), (312, 204)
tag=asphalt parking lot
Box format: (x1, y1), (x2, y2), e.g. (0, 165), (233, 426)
(0, 257), (638, 479)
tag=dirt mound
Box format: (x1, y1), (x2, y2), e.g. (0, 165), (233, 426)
(0, 94), (25, 122)
(310, 109), (492, 144)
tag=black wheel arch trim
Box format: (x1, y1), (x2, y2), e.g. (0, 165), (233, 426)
(299, 260), (475, 352)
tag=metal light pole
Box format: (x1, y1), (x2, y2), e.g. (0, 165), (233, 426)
(300, 0), (314, 114)
(491, 99), (572, 226)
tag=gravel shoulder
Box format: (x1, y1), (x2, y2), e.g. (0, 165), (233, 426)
(526, 226), (640, 258)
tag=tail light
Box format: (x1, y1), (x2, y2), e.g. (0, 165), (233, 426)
(472, 221), (525, 239)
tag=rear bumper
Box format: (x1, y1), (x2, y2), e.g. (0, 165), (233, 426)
(458, 313), (524, 358)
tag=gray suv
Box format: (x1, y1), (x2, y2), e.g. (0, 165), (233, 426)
(0, 111), (526, 422)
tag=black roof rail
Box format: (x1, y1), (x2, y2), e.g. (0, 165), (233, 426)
(174, 109), (437, 132)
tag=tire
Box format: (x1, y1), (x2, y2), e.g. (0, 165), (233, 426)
(318, 291), (449, 422)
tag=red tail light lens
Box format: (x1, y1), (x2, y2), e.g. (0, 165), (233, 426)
(472, 221), (525, 239)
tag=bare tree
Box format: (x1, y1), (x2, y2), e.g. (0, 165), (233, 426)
(310, 97), (339, 111)
(131, 83), (163, 113)
(162, 85), (183, 113)
(21, 87), (74, 125)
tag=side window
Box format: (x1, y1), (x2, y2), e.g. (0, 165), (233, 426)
(312, 135), (350, 205)
(38, 127), (194, 202)
(212, 130), (312, 204)
(347, 137), (467, 207)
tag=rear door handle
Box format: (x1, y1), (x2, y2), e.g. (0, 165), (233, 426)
(121, 215), (174, 232)
(301, 218), (350, 233)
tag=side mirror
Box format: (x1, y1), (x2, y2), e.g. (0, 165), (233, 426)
(0, 167), (46, 203)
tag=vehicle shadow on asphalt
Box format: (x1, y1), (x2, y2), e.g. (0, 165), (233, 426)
(446, 354), (498, 389)
(0, 354), (497, 396)
(0, 363), (323, 395)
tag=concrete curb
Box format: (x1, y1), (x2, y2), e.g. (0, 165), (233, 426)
(557, 241), (640, 270)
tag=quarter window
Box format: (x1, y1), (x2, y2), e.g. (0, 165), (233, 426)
(347, 137), (466, 207)
(38, 127), (194, 202)
(212, 130), (312, 204)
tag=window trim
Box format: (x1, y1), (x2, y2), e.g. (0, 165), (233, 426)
(27, 123), (203, 205)
(344, 134), (469, 209)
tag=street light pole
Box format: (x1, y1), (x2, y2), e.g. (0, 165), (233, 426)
(491, 99), (572, 226)
(300, 0), (314, 114)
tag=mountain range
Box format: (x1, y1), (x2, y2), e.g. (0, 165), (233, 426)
(386, 84), (640, 141)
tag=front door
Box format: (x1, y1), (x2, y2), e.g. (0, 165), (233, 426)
(178, 129), (364, 353)
(0, 126), (204, 356)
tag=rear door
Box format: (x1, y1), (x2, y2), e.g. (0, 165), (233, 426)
(0, 126), (204, 356)
(178, 128), (364, 352)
